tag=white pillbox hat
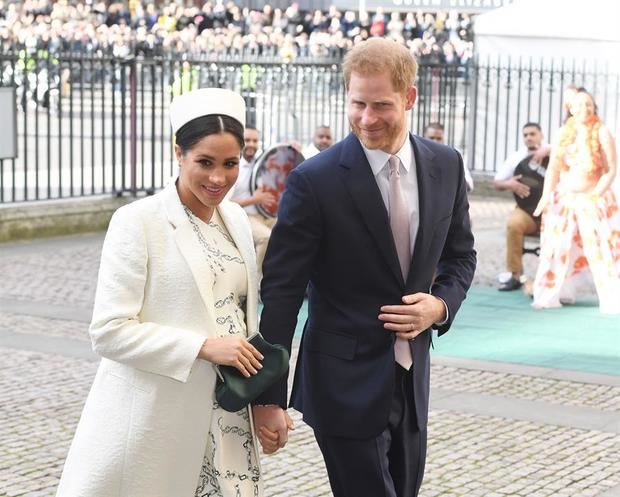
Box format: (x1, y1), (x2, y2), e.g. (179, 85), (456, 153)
(169, 88), (246, 135)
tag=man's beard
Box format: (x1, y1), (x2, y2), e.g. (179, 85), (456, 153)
(243, 149), (256, 161)
(350, 120), (406, 152)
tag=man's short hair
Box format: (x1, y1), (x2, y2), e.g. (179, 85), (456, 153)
(425, 122), (444, 132)
(342, 38), (418, 95)
(522, 122), (541, 131)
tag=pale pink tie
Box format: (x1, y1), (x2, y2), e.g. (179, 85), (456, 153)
(388, 155), (413, 370)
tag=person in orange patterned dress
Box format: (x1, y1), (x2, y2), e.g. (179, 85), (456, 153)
(532, 89), (620, 314)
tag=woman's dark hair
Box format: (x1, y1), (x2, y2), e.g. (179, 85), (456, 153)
(175, 114), (244, 154)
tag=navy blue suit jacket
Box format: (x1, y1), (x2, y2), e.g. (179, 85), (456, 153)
(256, 132), (476, 439)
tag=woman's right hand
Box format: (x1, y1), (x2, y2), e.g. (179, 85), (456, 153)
(198, 336), (264, 377)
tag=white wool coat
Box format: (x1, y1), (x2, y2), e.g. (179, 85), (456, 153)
(55, 180), (260, 497)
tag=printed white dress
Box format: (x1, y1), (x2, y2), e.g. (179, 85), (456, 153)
(185, 207), (262, 497)
(532, 149), (620, 314)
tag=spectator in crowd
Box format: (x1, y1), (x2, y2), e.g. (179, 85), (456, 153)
(302, 124), (333, 159)
(358, 9), (371, 35)
(369, 6), (386, 36)
(423, 122), (473, 191)
(341, 10), (359, 38)
(494, 122), (549, 291)
(402, 12), (421, 40)
(532, 89), (620, 313)
(386, 11), (404, 41)
(230, 126), (277, 284)
(284, 3), (302, 35)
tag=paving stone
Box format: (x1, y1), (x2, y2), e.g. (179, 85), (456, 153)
(1, 198), (619, 497)
(0, 313), (90, 342)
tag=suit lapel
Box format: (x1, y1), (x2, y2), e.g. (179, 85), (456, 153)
(407, 135), (440, 288)
(339, 134), (403, 286)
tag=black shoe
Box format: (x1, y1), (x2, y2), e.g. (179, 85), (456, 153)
(499, 277), (522, 291)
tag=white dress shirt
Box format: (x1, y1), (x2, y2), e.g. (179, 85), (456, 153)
(230, 157), (258, 215)
(494, 143), (550, 182)
(361, 137), (420, 253)
(302, 143), (321, 160)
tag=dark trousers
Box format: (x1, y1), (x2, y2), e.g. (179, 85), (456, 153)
(314, 365), (427, 497)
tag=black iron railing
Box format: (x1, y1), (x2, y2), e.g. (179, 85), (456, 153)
(0, 51), (618, 203)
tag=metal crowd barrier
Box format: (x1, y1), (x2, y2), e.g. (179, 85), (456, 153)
(0, 51), (617, 203)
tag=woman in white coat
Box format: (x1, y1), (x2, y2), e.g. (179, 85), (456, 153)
(56, 88), (276, 497)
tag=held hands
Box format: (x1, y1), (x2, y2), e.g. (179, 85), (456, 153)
(508, 175), (531, 199)
(252, 405), (294, 454)
(252, 186), (277, 209)
(379, 293), (446, 340)
(198, 336), (264, 378)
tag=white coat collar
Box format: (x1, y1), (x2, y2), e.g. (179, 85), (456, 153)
(161, 177), (258, 337)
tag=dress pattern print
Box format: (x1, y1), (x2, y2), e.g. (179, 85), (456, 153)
(532, 139), (620, 314)
(184, 207), (262, 497)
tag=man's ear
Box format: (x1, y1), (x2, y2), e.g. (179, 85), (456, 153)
(405, 86), (417, 111)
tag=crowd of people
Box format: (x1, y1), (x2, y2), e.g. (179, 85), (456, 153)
(0, 0), (474, 63)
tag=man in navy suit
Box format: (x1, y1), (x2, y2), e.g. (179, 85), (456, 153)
(253, 38), (476, 497)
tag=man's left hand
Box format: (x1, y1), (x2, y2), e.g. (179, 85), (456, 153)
(379, 293), (446, 339)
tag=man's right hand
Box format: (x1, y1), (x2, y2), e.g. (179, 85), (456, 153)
(252, 186), (277, 208)
(508, 174), (530, 198)
(531, 145), (551, 164)
(252, 405), (294, 454)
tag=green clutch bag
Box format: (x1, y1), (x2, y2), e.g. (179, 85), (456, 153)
(215, 332), (289, 413)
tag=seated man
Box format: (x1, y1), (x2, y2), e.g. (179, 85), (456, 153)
(302, 125), (333, 159)
(494, 122), (550, 291)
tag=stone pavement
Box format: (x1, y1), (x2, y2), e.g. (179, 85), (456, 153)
(1, 196), (619, 497)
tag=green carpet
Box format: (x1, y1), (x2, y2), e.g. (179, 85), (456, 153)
(284, 287), (619, 376)
(433, 287), (620, 376)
